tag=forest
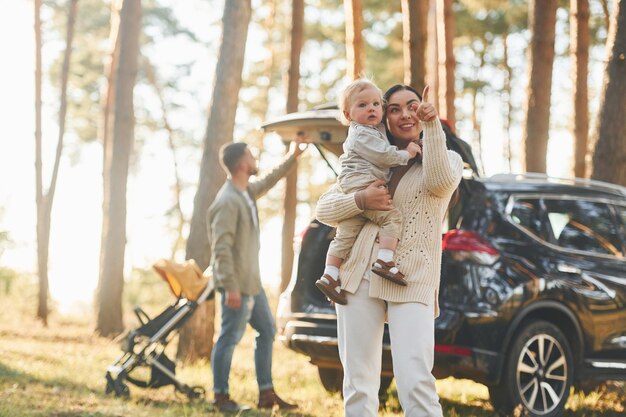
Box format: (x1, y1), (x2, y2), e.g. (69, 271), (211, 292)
(0, 0), (625, 415)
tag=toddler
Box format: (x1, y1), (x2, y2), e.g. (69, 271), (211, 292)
(315, 79), (420, 305)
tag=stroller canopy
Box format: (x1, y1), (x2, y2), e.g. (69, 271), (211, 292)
(152, 259), (208, 301)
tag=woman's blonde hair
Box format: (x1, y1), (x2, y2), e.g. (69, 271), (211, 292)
(338, 79), (382, 126)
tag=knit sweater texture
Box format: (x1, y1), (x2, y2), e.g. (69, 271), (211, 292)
(316, 118), (463, 315)
(337, 121), (411, 191)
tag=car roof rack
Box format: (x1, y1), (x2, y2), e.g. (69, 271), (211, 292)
(488, 173), (626, 197)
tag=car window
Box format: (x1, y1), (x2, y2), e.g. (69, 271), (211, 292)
(618, 205), (626, 229)
(510, 198), (545, 240)
(617, 205), (626, 249)
(543, 199), (623, 257)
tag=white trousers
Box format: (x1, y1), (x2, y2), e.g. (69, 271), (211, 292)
(336, 279), (443, 417)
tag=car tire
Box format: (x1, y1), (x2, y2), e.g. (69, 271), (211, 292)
(318, 367), (343, 393)
(488, 320), (573, 417)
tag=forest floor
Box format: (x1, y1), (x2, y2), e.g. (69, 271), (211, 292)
(0, 282), (624, 417)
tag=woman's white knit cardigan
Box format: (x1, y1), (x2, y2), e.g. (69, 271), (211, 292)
(316, 118), (463, 316)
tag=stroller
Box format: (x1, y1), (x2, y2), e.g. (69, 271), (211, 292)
(105, 259), (214, 399)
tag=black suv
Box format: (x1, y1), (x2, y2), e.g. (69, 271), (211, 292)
(263, 110), (626, 417)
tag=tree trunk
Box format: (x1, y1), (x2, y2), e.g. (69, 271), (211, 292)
(571, 0), (590, 178)
(182, 0), (252, 362)
(101, 0), (123, 171)
(344, 0), (364, 80)
(523, 0), (557, 173)
(427, 0), (439, 111)
(99, 0), (122, 310)
(35, 0), (78, 325)
(401, 0), (428, 91)
(34, 0), (45, 325)
(96, 0), (142, 337)
(502, 33), (513, 172)
(176, 301), (215, 363)
(281, 0), (304, 293)
(436, 0), (456, 128)
(46, 0), (77, 229)
(471, 88), (485, 172)
(591, 0), (626, 186)
(473, 41), (487, 172)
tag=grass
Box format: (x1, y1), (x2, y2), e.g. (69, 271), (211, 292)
(0, 281), (624, 417)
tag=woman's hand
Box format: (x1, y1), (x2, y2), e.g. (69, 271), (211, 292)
(356, 180), (393, 211)
(416, 85), (437, 122)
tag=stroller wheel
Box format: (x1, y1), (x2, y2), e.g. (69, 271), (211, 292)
(106, 379), (130, 398)
(189, 386), (205, 400)
(179, 385), (205, 400)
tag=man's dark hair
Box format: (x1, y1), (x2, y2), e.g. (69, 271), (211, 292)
(219, 142), (248, 174)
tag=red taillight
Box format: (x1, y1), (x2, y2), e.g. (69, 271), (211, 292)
(435, 344), (472, 356)
(442, 230), (499, 255)
(295, 222), (318, 245)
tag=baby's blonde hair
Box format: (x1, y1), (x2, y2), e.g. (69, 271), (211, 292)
(338, 78), (383, 126)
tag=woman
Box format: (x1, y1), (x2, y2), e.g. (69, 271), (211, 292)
(316, 84), (463, 417)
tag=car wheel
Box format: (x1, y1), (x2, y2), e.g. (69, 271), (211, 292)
(318, 367), (343, 393)
(489, 320), (573, 417)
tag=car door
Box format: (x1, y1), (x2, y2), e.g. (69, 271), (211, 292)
(541, 197), (626, 360)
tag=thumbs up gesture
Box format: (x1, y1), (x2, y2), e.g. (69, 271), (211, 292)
(416, 85), (437, 122)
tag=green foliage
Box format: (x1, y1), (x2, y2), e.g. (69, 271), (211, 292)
(452, 0), (614, 162)
(459, 0), (528, 34)
(0, 207), (17, 295)
(298, 0), (405, 108)
(588, 0), (614, 46)
(240, 0), (289, 148)
(0, 231), (10, 259)
(124, 266), (174, 314)
(453, 0), (529, 144)
(246, 0), (407, 121)
(0, 271), (37, 317)
(45, 0), (202, 146)
(142, 2), (198, 42)
(0, 267), (19, 295)
(47, 0), (110, 144)
(363, 2), (403, 91)
(43, 0), (211, 259)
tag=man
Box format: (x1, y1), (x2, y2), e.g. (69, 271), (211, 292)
(207, 140), (306, 412)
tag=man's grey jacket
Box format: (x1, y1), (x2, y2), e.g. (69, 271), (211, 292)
(207, 153), (297, 295)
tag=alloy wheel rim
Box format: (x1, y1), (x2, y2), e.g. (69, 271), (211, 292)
(516, 333), (568, 415)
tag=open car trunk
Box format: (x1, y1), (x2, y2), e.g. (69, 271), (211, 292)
(289, 220), (336, 312)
